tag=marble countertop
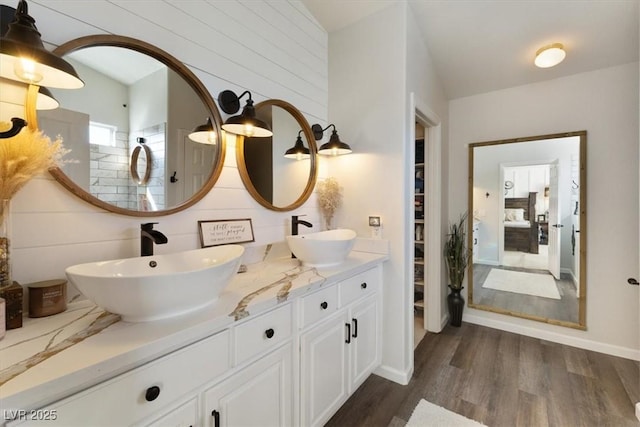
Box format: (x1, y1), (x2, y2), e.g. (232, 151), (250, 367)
(0, 243), (387, 413)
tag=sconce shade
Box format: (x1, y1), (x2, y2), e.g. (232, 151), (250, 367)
(0, 77), (58, 110)
(534, 43), (566, 68)
(312, 123), (352, 156)
(188, 117), (217, 144)
(0, 0), (83, 88)
(284, 131), (310, 160)
(218, 89), (272, 137)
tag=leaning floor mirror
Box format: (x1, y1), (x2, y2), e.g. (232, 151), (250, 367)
(468, 131), (586, 330)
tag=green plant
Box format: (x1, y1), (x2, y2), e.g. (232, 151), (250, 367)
(444, 212), (471, 290)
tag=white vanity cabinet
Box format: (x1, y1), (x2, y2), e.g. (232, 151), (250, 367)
(300, 267), (381, 427)
(145, 398), (198, 427)
(204, 343), (293, 427)
(5, 260), (385, 427)
(11, 330), (231, 427)
(203, 303), (294, 427)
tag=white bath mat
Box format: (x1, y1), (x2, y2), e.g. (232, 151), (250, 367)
(406, 399), (486, 427)
(482, 268), (560, 299)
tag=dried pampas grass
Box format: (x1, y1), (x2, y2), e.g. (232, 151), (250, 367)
(317, 177), (342, 229)
(0, 124), (68, 217)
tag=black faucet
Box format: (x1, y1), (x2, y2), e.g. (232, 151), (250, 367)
(140, 223), (168, 257)
(292, 215), (313, 236)
(291, 215), (313, 259)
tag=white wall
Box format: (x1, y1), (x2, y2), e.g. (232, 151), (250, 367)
(406, 5), (449, 332)
(450, 62), (640, 359)
(52, 59), (129, 132)
(6, 1), (327, 295)
(327, 3), (407, 382)
(328, 2), (448, 383)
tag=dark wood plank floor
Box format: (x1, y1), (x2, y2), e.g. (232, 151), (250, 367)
(326, 323), (640, 427)
(472, 263), (579, 323)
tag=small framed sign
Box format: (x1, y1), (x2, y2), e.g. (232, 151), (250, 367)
(537, 214), (546, 223)
(198, 218), (255, 247)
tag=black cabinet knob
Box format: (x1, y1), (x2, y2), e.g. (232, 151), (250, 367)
(145, 385), (161, 402)
(361, 282), (367, 289)
(265, 328), (275, 339)
(320, 301), (328, 310)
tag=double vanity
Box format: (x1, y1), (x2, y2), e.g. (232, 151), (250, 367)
(0, 238), (387, 427)
(1, 23), (385, 427)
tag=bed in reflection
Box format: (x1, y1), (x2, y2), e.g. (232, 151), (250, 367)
(504, 191), (538, 254)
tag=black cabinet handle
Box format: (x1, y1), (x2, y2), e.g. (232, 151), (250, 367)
(212, 410), (220, 427)
(352, 318), (358, 338)
(265, 328), (275, 339)
(145, 385), (161, 402)
(345, 323), (351, 344)
(320, 301), (328, 310)
(361, 282), (367, 289)
(628, 278), (639, 286)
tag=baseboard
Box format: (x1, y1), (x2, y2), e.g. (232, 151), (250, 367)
(374, 364), (412, 385)
(477, 258), (499, 266)
(463, 313), (640, 361)
(440, 313), (449, 331)
(560, 267), (578, 286)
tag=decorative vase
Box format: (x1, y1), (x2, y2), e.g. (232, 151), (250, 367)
(0, 199), (11, 287)
(447, 285), (465, 327)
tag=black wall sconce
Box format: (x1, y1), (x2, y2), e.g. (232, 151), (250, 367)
(188, 117), (217, 145)
(0, 0), (83, 138)
(218, 90), (272, 137)
(284, 130), (311, 160)
(311, 123), (352, 156)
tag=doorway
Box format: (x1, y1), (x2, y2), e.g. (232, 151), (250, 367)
(409, 93), (442, 352)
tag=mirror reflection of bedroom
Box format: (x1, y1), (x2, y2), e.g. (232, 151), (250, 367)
(469, 132), (586, 328)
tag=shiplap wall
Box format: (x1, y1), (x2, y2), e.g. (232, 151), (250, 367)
(5, 0), (328, 288)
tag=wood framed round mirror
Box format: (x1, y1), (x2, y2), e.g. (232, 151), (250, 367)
(236, 99), (317, 211)
(44, 34), (224, 216)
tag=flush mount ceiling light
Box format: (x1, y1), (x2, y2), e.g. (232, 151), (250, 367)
(0, 1), (84, 89)
(284, 130), (311, 160)
(218, 89), (272, 137)
(188, 117), (217, 145)
(312, 123), (352, 156)
(534, 43), (566, 68)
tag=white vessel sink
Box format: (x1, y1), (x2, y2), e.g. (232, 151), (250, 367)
(286, 229), (357, 267)
(65, 245), (245, 322)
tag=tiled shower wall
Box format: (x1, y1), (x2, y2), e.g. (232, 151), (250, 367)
(89, 131), (136, 210)
(9, 0), (328, 289)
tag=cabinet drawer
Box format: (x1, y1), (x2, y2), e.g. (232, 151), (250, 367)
(18, 331), (230, 426)
(234, 303), (292, 366)
(339, 268), (378, 307)
(300, 285), (339, 329)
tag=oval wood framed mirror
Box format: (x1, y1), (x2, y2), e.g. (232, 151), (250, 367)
(236, 99), (317, 211)
(44, 34), (224, 216)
